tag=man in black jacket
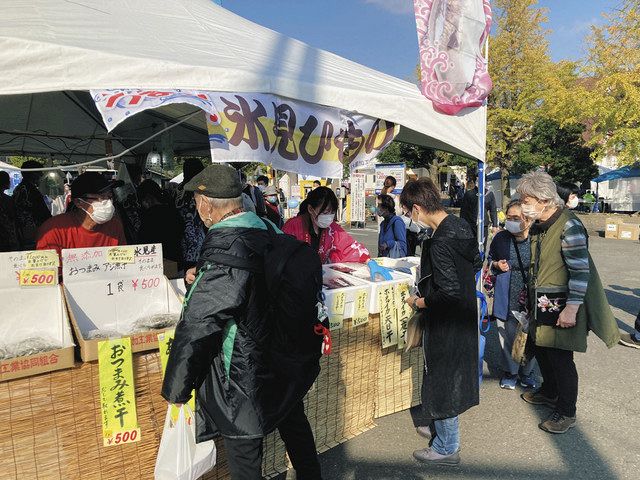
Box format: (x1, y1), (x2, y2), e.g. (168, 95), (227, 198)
(459, 179), (498, 243)
(161, 164), (321, 480)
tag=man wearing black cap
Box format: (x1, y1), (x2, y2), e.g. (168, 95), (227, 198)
(36, 172), (126, 257)
(13, 160), (51, 249)
(162, 164), (322, 480)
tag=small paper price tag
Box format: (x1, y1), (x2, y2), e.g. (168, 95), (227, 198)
(18, 269), (57, 287)
(107, 246), (135, 264)
(352, 290), (369, 327)
(329, 292), (346, 331)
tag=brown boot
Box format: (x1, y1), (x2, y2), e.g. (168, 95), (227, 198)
(539, 411), (576, 434)
(521, 390), (557, 408)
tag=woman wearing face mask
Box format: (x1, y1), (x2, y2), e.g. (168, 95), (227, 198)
(556, 182), (581, 210)
(283, 187), (370, 264)
(262, 185), (284, 229)
(515, 171), (619, 435)
(377, 194), (407, 258)
(36, 172), (127, 259)
(487, 200), (537, 390)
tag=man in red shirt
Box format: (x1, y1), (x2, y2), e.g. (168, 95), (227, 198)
(36, 172), (126, 257)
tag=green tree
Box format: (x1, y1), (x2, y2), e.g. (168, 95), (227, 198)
(487, 0), (554, 204)
(551, 1), (640, 165)
(512, 119), (598, 185)
(376, 141), (446, 184)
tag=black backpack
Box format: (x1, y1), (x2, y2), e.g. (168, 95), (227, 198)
(209, 219), (327, 384)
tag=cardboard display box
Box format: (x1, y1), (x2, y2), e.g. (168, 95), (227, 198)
(618, 223), (640, 241)
(0, 249), (76, 381)
(605, 217), (624, 239)
(62, 244), (183, 362)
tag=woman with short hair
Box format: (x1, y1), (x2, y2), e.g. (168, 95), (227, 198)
(516, 171), (619, 434)
(377, 194), (407, 258)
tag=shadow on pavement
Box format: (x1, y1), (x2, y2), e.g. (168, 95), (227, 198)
(604, 289), (638, 316)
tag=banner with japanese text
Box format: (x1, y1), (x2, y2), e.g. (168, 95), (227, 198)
(91, 89), (398, 178)
(98, 337), (140, 446)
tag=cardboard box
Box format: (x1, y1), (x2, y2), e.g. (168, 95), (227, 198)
(618, 223), (640, 241)
(61, 244), (183, 362)
(605, 217), (623, 239)
(0, 250), (76, 382)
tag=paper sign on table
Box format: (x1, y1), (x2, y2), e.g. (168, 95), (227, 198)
(329, 291), (345, 331)
(378, 286), (398, 348)
(18, 269), (57, 287)
(106, 246), (135, 264)
(158, 330), (195, 423)
(395, 284), (412, 349)
(352, 289), (369, 327)
(25, 250), (59, 269)
(98, 337), (140, 446)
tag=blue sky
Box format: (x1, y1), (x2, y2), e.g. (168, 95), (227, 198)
(218, 0), (617, 80)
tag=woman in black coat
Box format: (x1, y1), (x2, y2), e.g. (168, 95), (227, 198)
(400, 178), (481, 467)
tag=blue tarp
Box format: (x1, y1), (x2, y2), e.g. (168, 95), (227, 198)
(592, 164), (640, 183)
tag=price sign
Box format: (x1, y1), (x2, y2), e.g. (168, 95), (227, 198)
(352, 290), (369, 327)
(98, 338), (141, 447)
(329, 292), (345, 331)
(19, 269), (57, 287)
(158, 330), (195, 423)
(378, 286), (399, 348)
(395, 284), (412, 349)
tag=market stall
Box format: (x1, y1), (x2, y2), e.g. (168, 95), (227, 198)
(0, 0), (487, 478)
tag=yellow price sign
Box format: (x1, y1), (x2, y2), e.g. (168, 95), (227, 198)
(158, 331), (195, 423)
(329, 292), (345, 331)
(352, 290), (369, 327)
(395, 284), (412, 349)
(107, 246), (135, 264)
(378, 286), (399, 348)
(25, 250), (59, 269)
(98, 338), (141, 447)
(19, 269), (57, 287)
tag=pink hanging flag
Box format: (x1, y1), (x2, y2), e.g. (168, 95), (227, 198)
(414, 0), (493, 115)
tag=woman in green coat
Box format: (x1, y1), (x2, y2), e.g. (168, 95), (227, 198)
(516, 171), (619, 434)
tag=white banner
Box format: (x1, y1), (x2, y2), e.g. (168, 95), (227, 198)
(350, 173), (366, 223)
(91, 89), (398, 179)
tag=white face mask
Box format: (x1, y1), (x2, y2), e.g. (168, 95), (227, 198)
(504, 220), (524, 234)
(521, 202), (546, 220)
(81, 199), (115, 224)
(316, 213), (334, 229)
(567, 196), (579, 209)
(257, 185), (266, 192)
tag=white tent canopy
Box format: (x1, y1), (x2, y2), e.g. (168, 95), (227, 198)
(0, 0), (486, 165)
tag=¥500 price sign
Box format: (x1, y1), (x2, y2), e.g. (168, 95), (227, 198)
(19, 269), (57, 287)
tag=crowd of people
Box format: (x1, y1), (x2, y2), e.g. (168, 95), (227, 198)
(0, 159), (636, 478)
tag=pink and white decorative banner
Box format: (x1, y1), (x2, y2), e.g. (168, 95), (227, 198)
(414, 0), (493, 115)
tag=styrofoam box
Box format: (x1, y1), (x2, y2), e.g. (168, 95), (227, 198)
(324, 263), (414, 314)
(321, 267), (372, 319)
(372, 256), (421, 281)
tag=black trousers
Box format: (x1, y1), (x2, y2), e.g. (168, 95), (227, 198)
(224, 401), (322, 480)
(535, 345), (578, 417)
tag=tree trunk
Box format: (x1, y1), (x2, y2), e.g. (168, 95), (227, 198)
(501, 165), (511, 208)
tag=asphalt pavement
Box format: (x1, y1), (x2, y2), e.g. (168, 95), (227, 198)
(281, 223), (640, 480)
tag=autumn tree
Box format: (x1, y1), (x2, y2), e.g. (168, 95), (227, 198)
(487, 0), (554, 204)
(549, 0), (640, 165)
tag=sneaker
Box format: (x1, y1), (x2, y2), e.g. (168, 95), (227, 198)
(500, 374), (518, 390)
(413, 447), (460, 466)
(519, 373), (538, 390)
(539, 411), (576, 434)
(416, 426), (432, 440)
(619, 333), (640, 349)
(521, 391), (558, 408)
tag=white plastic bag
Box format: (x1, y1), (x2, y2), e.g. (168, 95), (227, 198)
(155, 405), (216, 480)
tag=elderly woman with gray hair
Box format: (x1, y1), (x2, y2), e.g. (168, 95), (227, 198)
(516, 171), (619, 434)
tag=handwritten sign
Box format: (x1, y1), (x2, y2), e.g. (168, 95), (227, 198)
(107, 246), (135, 264)
(329, 292), (345, 331)
(18, 269), (57, 287)
(25, 250), (59, 269)
(158, 331), (195, 423)
(352, 290), (369, 327)
(395, 284), (412, 349)
(98, 338), (140, 447)
(378, 286), (399, 348)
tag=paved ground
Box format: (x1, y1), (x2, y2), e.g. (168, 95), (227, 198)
(281, 224), (640, 480)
